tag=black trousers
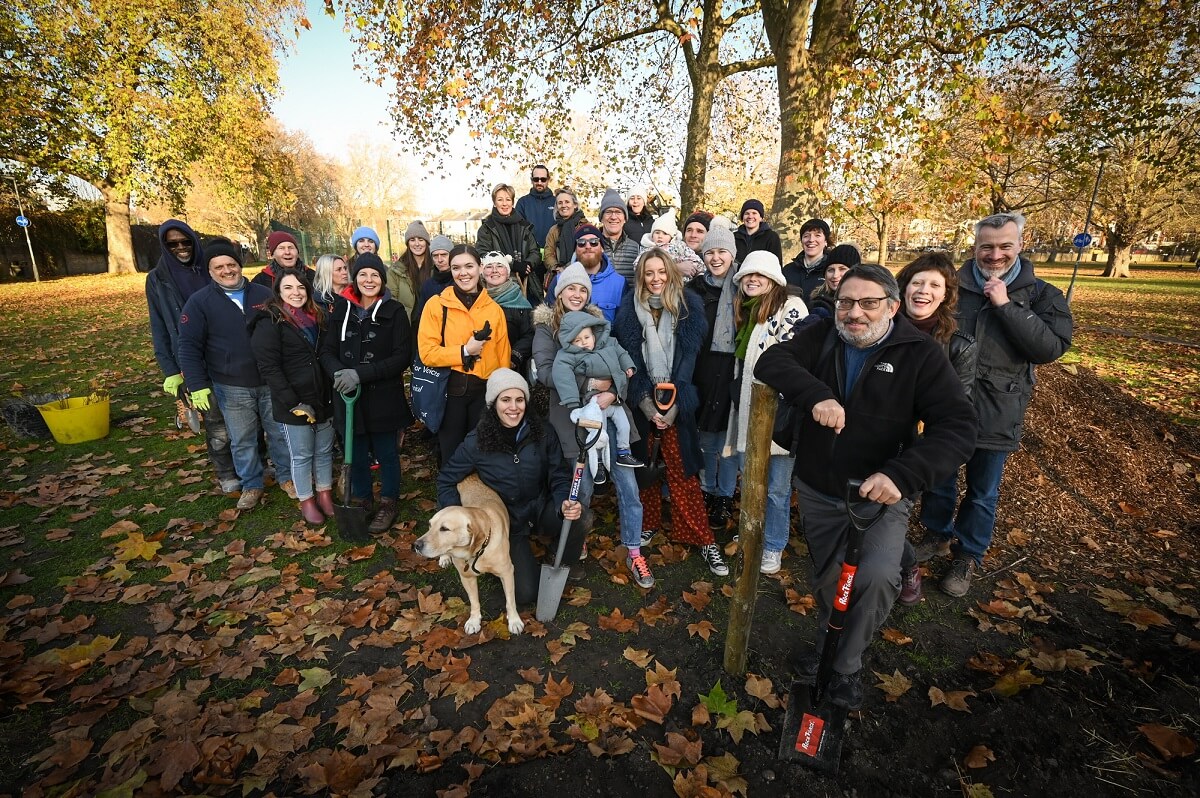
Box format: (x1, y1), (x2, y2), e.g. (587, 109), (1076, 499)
(438, 377), (487, 464)
(510, 502), (590, 606)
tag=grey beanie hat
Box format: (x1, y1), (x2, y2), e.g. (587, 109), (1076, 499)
(554, 262), (592, 299)
(430, 234), (454, 254)
(598, 188), (627, 218)
(485, 368), (530, 406)
(404, 220), (430, 243)
(701, 223), (736, 255)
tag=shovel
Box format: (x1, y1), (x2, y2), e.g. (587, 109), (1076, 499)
(636, 382), (676, 490)
(778, 478), (886, 773)
(536, 417), (603, 622)
(175, 387), (202, 434)
(332, 387), (371, 542)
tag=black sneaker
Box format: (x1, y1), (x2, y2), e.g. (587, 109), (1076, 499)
(626, 554), (655, 589)
(826, 669), (863, 710)
(615, 450), (644, 467)
(700, 543), (729, 577)
(639, 529), (656, 547)
(593, 463), (608, 485)
(707, 494), (730, 531)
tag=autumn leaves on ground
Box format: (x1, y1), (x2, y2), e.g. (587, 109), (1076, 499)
(1, 270), (1198, 798)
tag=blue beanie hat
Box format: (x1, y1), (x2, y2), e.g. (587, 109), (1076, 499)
(351, 226), (380, 250)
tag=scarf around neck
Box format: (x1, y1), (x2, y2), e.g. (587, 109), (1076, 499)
(487, 278), (531, 310)
(707, 270), (739, 354)
(734, 297), (760, 360)
(634, 295), (675, 384)
(284, 303), (319, 348)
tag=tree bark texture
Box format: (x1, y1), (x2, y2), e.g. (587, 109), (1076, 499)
(100, 183), (136, 275)
(1102, 243), (1132, 278)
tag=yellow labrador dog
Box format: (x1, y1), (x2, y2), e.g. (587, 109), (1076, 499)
(414, 474), (524, 635)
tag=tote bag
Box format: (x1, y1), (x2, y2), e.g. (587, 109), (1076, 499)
(411, 306), (450, 433)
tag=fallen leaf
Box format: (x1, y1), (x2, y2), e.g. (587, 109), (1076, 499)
(297, 667), (332, 692)
(716, 710), (769, 744)
(744, 674), (781, 709)
(597, 607), (637, 633)
(688, 620), (715, 641)
(964, 744), (996, 769)
(623, 647), (654, 668)
(881, 628), (913, 646)
(988, 664), (1043, 697)
(873, 670), (912, 702)
(652, 731), (703, 768)
(928, 686), (975, 712)
(1138, 723), (1196, 761)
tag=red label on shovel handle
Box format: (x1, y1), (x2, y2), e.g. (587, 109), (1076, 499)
(796, 712), (825, 755)
(833, 563), (857, 611)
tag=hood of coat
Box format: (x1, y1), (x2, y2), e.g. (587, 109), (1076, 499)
(557, 310), (612, 351)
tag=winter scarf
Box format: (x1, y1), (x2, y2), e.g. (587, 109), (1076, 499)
(706, 270), (739, 354)
(284, 304), (319, 348)
(554, 209), (585, 268)
(634, 295), (676, 384)
(487, 278), (532, 310)
(973, 260), (1021, 292)
(734, 298), (760, 360)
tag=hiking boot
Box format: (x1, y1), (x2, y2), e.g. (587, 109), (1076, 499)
(315, 489), (336, 517)
(700, 543), (729, 577)
(615, 449), (644, 467)
(912, 533), (952, 562)
(639, 529), (656, 547)
(236, 488), (263, 511)
(707, 494), (730, 531)
(898, 564), (923, 605)
(940, 557), (977, 597)
(827, 669), (864, 710)
(593, 463), (608, 485)
(299, 498), (325, 525)
(791, 650), (820, 684)
(368, 498), (398, 534)
(627, 554), (655, 589)
(761, 549), (783, 575)
(280, 480), (298, 500)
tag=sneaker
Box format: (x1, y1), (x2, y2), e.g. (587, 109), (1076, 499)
(236, 488), (263, 511)
(593, 463), (608, 485)
(615, 450), (644, 467)
(280, 480), (298, 500)
(940, 557), (977, 597)
(639, 529), (656, 547)
(898, 564), (923, 605)
(368, 498), (398, 534)
(700, 543), (729, 577)
(826, 669), (863, 710)
(913, 533), (952, 562)
(626, 554), (655, 589)
(707, 495), (730, 532)
(219, 479), (242, 495)
(791, 649), (820, 684)
(760, 549), (783, 575)
(579, 540), (588, 562)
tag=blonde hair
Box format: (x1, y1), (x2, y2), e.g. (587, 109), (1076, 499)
(635, 247), (687, 319)
(491, 183), (515, 203)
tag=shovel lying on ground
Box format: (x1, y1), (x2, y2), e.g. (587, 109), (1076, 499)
(778, 478), (886, 774)
(332, 387), (371, 541)
(536, 417), (603, 622)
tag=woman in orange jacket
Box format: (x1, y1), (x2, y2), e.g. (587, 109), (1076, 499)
(418, 244), (512, 463)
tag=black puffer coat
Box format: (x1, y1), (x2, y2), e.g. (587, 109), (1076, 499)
(319, 291), (414, 435)
(687, 275), (737, 432)
(475, 211), (544, 285)
(248, 304), (332, 425)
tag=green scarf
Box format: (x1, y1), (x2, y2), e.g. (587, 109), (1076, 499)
(486, 278), (531, 310)
(734, 297), (759, 360)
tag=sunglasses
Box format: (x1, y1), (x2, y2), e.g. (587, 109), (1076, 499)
(531, 176), (549, 183)
(576, 238), (602, 248)
(165, 240), (192, 250)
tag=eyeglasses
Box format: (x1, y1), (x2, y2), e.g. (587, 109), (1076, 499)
(576, 238), (602, 248)
(834, 297), (891, 311)
(165, 240), (191, 250)
(531, 176), (549, 183)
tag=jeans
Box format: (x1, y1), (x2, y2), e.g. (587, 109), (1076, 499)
(201, 398), (239, 490)
(919, 447), (1010, 564)
(698, 429), (739, 498)
(281, 421), (335, 501)
(351, 431), (400, 501)
(211, 382), (291, 490)
(764, 454), (796, 553)
(574, 428), (643, 550)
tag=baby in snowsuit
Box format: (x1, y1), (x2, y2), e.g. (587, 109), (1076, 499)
(640, 211), (704, 278)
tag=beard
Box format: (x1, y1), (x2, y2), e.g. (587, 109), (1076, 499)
(836, 314), (893, 348)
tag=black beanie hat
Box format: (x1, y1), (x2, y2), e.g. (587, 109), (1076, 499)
(739, 199), (766, 219)
(351, 252), (385, 283)
(799, 218), (832, 240)
(202, 237), (243, 269)
(826, 243), (862, 267)
(683, 211), (713, 231)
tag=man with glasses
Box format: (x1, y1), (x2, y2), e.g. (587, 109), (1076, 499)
(545, 223), (627, 323)
(146, 219), (239, 494)
(913, 212), (1072, 597)
(515, 164), (556, 248)
(596, 188), (641, 283)
(756, 264), (976, 709)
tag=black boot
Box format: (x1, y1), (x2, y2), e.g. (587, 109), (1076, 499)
(707, 493), (730, 532)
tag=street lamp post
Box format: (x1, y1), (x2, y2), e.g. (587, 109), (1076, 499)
(8, 177), (40, 282)
(1066, 146), (1110, 304)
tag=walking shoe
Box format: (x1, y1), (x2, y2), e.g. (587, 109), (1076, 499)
(791, 649), (820, 684)
(626, 554), (655, 589)
(615, 449), (644, 467)
(368, 498), (398, 534)
(236, 488), (263, 511)
(568, 562), (586, 582)
(593, 463), (608, 485)
(280, 480), (298, 500)
(639, 529), (656, 547)
(299, 497), (325, 525)
(912, 533), (952, 562)
(826, 669), (864, 711)
(940, 556), (977, 597)
(707, 494), (730, 531)
(700, 543), (729, 576)
(315, 489), (336, 517)
(898, 564), (923, 605)
(220, 479), (242, 495)
(760, 549), (783, 575)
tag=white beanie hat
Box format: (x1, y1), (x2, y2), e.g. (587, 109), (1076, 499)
(650, 211), (678, 238)
(628, 184), (648, 200)
(734, 251), (786, 287)
(485, 368), (529, 406)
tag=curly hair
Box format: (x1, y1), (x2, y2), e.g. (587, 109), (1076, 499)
(895, 253), (959, 343)
(474, 402), (544, 453)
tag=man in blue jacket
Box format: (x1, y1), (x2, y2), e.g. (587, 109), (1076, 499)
(913, 212), (1073, 597)
(177, 238), (292, 511)
(515, 164), (555, 248)
(145, 220), (238, 493)
(544, 224), (628, 323)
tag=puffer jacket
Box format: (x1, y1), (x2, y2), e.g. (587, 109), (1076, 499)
(552, 311), (635, 408)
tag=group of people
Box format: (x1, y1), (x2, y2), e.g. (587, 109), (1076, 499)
(147, 169), (1073, 709)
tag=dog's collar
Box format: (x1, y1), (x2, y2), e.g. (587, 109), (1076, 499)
(469, 534), (492, 575)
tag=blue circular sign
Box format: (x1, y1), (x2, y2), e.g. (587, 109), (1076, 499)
(1073, 232), (1092, 248)
(15, 215), (29, 228)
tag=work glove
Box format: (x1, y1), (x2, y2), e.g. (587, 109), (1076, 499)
(191, 388), (213, 412)
(333, 369), (360, 393)
(291, 403), (316, 423)
(162, 373), (184, 396)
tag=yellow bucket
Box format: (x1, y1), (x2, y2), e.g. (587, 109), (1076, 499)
(37, 395), (111, 444)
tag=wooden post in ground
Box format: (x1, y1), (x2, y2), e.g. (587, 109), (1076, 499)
(724, 381), (778, 675)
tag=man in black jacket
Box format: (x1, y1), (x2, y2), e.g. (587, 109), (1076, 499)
(756, 264), (976, 710)
(913, 212), (1073, 597)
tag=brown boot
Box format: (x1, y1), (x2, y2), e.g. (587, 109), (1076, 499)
(299, 497), (325, 525)
(315, 489), (335, 517)
(368, 498), (397, 534)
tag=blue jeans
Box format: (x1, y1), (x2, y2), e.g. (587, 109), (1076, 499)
(351, 431), (400, 501)
(574, 428), (643, 550)
(698, 429), (739, 498)
(919, 447), (1010, 564)
(281, 421), (335, 501)
(211, 382), (291, 490)
(764, 454), (796, 553)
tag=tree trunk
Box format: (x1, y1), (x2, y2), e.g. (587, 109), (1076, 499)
(99, 183), (136, 275)
(677, 74), (718, 216)
(1101, 243), (1132, 278)
(876, 216), (890, 267)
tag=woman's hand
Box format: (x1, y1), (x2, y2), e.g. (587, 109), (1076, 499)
(561, 499), (582, 520)
(653, 412), (668, 430)
(594, 390), (616, 410)
(589, 378), (613, 392)
(464, 336), (485, 357)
